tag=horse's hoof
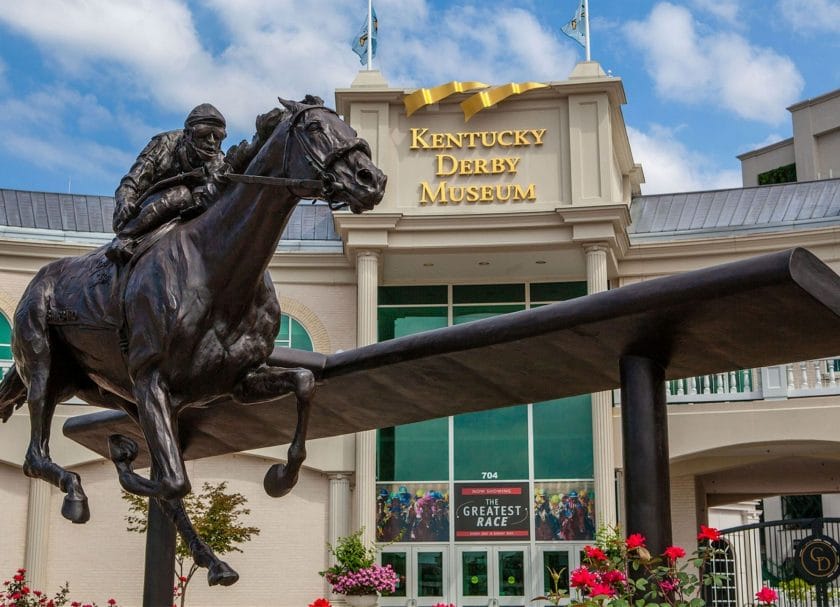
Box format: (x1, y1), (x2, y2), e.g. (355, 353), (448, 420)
(108, 434), (138, 465)
(263, 463), (298, 498)
(61, 495), (90, 524)
(208, 561), (239, 587)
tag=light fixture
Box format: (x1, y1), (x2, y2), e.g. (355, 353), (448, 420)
(535, 260), (547, 265)
(478, 261), (490, 266)
(423, 262), (434, 267)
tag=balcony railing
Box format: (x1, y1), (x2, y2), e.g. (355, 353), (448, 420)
(667, 357), (840, 403)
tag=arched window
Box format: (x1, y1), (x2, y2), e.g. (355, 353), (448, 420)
(0, 314), (12, 378)
(275, 314), (313, 352)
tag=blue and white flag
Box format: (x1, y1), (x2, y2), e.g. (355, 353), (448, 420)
(351, 6), (378, 65)
(562, 0), (587, 48)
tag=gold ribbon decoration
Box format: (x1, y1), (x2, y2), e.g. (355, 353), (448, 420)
(460, 82), (549, 122)
(404, 81), (489, 117)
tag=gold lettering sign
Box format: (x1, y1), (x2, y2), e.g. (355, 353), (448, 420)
(409, 127), (545, 207)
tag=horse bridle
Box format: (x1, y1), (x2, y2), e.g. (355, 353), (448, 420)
(225, 104), (372, 211)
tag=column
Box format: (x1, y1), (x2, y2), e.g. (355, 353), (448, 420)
(585, 244), (617, 528)
(328, 473), (352, 561)
(24, 478), (51, 590)
(355, 250), (380, 546)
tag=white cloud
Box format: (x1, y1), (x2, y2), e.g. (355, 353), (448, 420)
(625, 2), (804, 125)
(0, 86), (133, 187)
(628, 124), (742, 195)
(373, 3), (578, 87)
(0, 0), (578, 138)
(778, 0), (840, 33)
(691, 0), (741, 24)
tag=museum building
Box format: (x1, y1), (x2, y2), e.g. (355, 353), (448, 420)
(0, 63), (839, 607)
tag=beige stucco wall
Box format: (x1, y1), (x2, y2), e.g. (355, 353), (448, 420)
(0, 462), (28, 577)
(739, 139), (795, 186)
(30, 454), (328, 607)
(791, 89), (840, 182)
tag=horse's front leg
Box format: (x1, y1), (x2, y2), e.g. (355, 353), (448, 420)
(158, 497), (239, 587)
(109, 370), (190, 500)
(232, 365), (315, 497)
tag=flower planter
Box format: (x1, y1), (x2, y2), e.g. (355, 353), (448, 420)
(344, 594), (379, 607)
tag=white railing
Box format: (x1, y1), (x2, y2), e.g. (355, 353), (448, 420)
(666, 357), (840, 404)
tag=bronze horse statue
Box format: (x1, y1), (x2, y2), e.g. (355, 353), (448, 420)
(0, 98), (386, 585)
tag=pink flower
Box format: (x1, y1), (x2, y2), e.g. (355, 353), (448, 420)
(698, 525), (721, 541)
(626, 533), (646, 549)
(584, 545), (608, 562)
(663, 546), (686, 561)
(756, 587), (779, 604)
(570, 567), (598, 589)
(589, 583), (616, 598)
(659, 578), (680, 593)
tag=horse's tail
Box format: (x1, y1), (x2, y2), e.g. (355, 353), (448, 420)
(0, 364), (27, 423)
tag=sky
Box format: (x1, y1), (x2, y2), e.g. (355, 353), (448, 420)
(0, 0), (837, 197)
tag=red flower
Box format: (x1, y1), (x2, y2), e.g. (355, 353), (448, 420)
(584, 545), (608, 562)
(697, 525), (721, 542)
(756, 587), (779, 604)
(663, 545), (686, 561)
(179, 576), (188, 583)
(626, 533), (646, 549)
(659, 578), (680, 593)
(589, 583), (617, 598)
(16, 568), (26, 574)
(13, 574), (24, 582)
(601, 569), (627, 585)
(108, 600), (117, 606)
(570, 567), (598, 588)
(309, 598), (332, 607)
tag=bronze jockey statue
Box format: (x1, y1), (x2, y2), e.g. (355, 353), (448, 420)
(106, 103), (229, 262)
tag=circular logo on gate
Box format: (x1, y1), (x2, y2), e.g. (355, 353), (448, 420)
(795, 535), (840, 584)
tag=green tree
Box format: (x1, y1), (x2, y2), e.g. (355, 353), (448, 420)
(122, 481), (260, 607)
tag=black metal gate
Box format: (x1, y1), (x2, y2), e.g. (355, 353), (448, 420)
(710, 518), (840, 607)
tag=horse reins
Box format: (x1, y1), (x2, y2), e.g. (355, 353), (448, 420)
(223, 104), (372, 211)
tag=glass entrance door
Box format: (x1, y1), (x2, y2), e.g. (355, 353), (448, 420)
(534, 546), (577, 606)
(381, 546), (448, 607)
(457, 545), (530, 607)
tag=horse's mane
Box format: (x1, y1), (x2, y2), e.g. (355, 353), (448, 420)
(224, 94), (325, 174)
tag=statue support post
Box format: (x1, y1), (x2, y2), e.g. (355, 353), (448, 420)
(143, 467), (176, 607)
(620, 354), (672, 555)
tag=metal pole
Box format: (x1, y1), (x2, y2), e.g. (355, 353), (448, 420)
(584, 0), (591, 61)
(620, 354), (672, 555)
(143, 467), (176, 607)
(367, 0), (373, 71)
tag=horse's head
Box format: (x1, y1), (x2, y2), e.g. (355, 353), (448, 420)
(269, 97), (386, 213)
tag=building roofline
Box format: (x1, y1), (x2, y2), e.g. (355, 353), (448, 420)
(736, 137), (794, 161)
(632, 176), (840, 202)
(787, 87), (840, 112)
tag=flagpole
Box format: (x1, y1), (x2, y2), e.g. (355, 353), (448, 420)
(367, 0), (373, 70)
(584, 0), (591, 61)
